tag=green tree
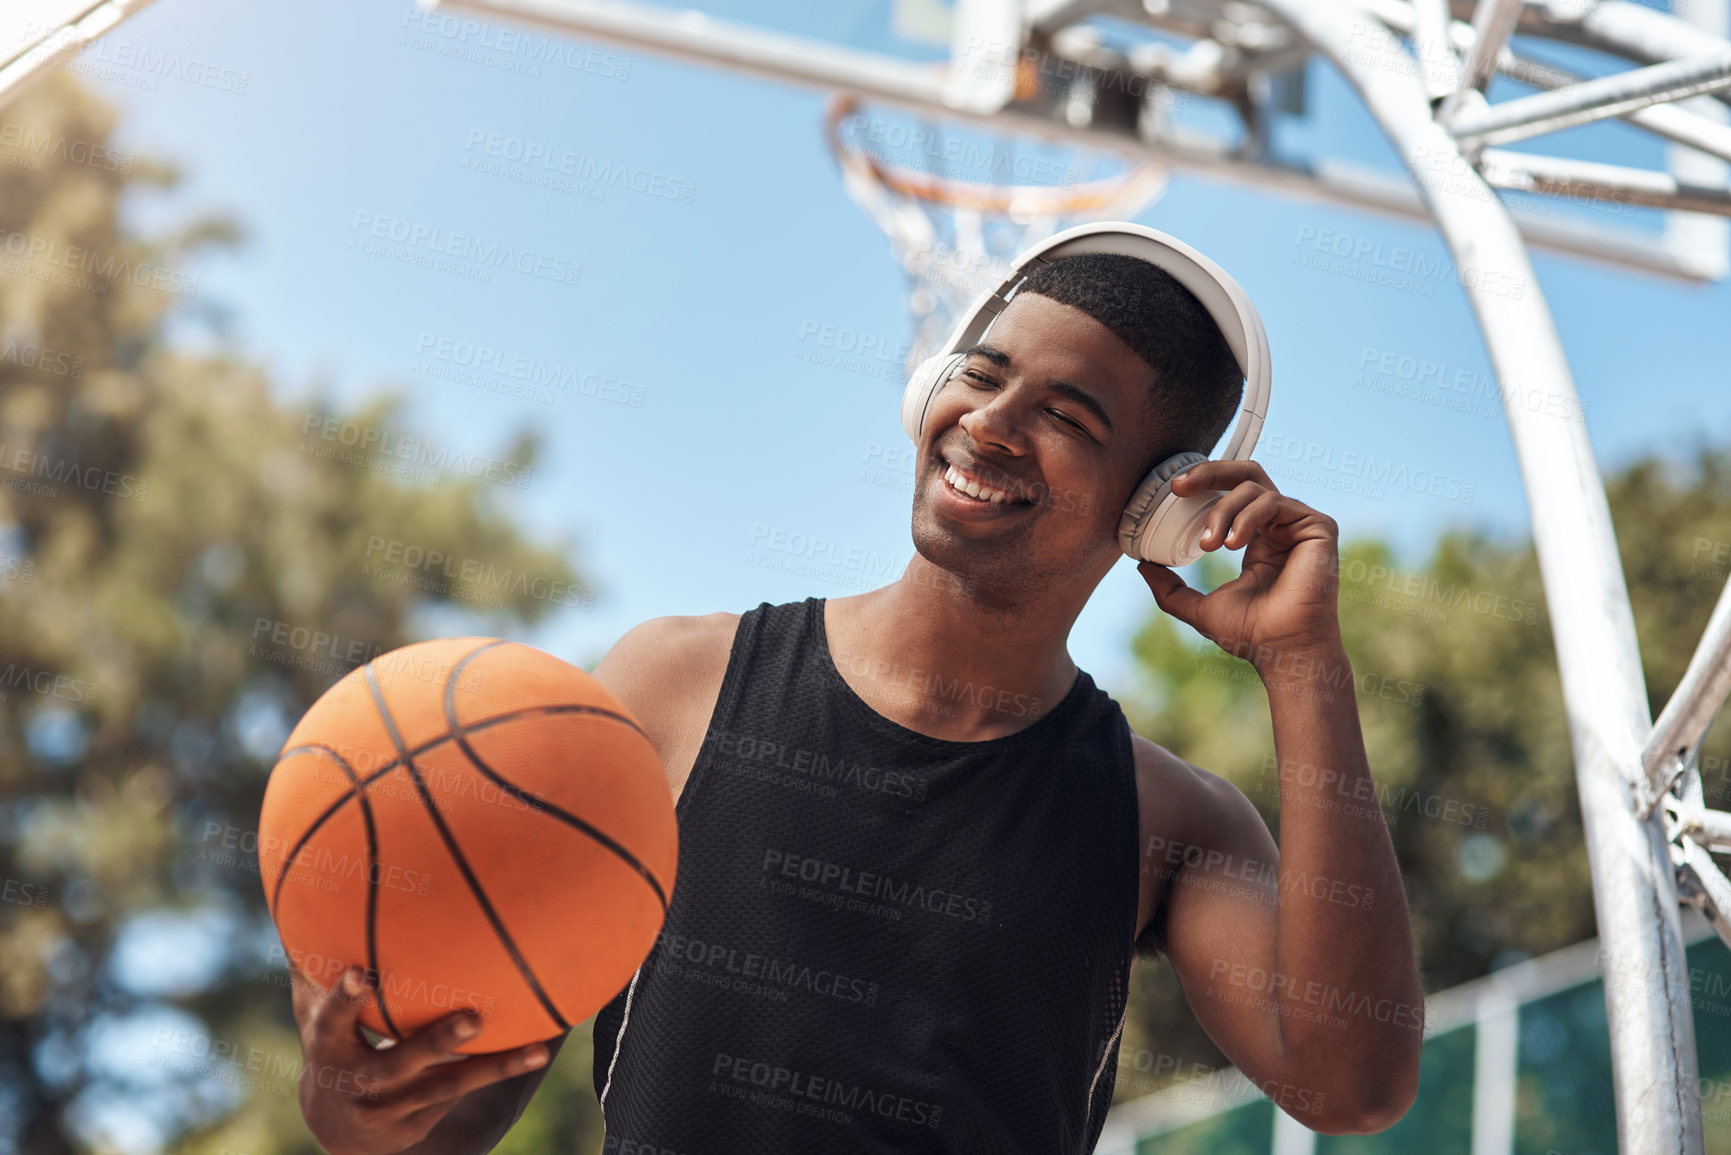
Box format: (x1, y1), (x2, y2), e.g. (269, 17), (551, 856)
(0, 73), (594, 1152)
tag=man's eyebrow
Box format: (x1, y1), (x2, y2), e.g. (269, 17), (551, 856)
(961, 343), (1116, 433)
(963, 343), (1011, 368)
(1048, 380), (1114, 433)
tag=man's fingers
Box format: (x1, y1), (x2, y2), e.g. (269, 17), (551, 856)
(1223, 490), (1288, 549)
(309, 965), (374, 1057)
(389, 1042), (551, 1113)
(1139, 561), (1207, 627)
(1199, 481), (1267, 548)
(372, 1009), (489, 1084)
(1173, 459), (1278, 497)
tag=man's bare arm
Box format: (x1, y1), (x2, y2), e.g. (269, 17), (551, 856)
(1140, 691), (1422, 1132)
(1135, 459), (1423, 1133)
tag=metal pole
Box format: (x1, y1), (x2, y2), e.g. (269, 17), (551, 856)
(1446, 0), (1524, 103)
(1477, 148), (1731, 217)
(1253, 0), (1704, 1150)
(1640, 574), (1731, 807)
(0, 0), (161, 107)
(1451, 50), (1731, 149)
(1501, 53), (1731, 167)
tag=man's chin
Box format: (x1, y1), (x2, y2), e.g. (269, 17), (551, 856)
(910, 510), (1029, 581)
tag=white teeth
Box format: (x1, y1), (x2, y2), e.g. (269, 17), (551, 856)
(944, 462), (1012, 504)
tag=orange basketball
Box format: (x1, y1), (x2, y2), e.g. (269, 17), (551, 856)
(258, 637), (675, 1054)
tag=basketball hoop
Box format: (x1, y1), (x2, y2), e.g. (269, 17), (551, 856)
(823, 95), (1170, 370)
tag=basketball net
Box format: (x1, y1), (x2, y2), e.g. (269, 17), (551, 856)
(824, 95), (1170, 371)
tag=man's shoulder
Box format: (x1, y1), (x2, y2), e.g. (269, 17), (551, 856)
(1127, 731), (1263, 842)
(592, 612), (745, 791)
(612, 610), (742, 661)
(592, 611), (740, 713)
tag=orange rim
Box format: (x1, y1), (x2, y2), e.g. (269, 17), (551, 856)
(823, 95), (1160, 215)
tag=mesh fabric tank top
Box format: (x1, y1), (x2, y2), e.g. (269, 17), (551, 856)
(591, 596), (1140, 1153)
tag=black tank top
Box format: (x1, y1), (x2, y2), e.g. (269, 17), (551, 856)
(592, 597), (1140, 1154)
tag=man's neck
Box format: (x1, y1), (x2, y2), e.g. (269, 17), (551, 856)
(822, 555), (1090, 741)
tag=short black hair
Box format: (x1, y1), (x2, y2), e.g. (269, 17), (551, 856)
(1014, 251), (1244, 469)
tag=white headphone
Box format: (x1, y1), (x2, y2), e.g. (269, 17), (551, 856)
(900, 221), (1271, 568)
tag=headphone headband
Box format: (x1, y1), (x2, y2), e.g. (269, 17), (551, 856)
(934, 222), (1270, 462)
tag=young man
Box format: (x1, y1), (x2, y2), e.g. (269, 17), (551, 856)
(291, 245), (1424, 1153)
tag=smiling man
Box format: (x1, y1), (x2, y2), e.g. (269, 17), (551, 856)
(291, 231), (1424, 1155)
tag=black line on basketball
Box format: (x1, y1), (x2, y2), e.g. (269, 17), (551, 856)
(272, 745), (369, 914)
(268, 704), (646, 888)
(366, 659), (571, 1035)
(360, 666), (411, 1038)
(444, 644), (671, 914)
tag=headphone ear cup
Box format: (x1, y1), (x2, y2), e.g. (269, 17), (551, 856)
(902, 354), (964, 443)
(1119, 451), (1216, 567)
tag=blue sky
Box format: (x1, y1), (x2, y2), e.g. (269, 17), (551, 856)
(68, 0), (1731, 695)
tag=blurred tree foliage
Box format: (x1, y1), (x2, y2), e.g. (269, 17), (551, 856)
(1115, 446), (1731, 1103)
(0, 73), (598, 1152)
